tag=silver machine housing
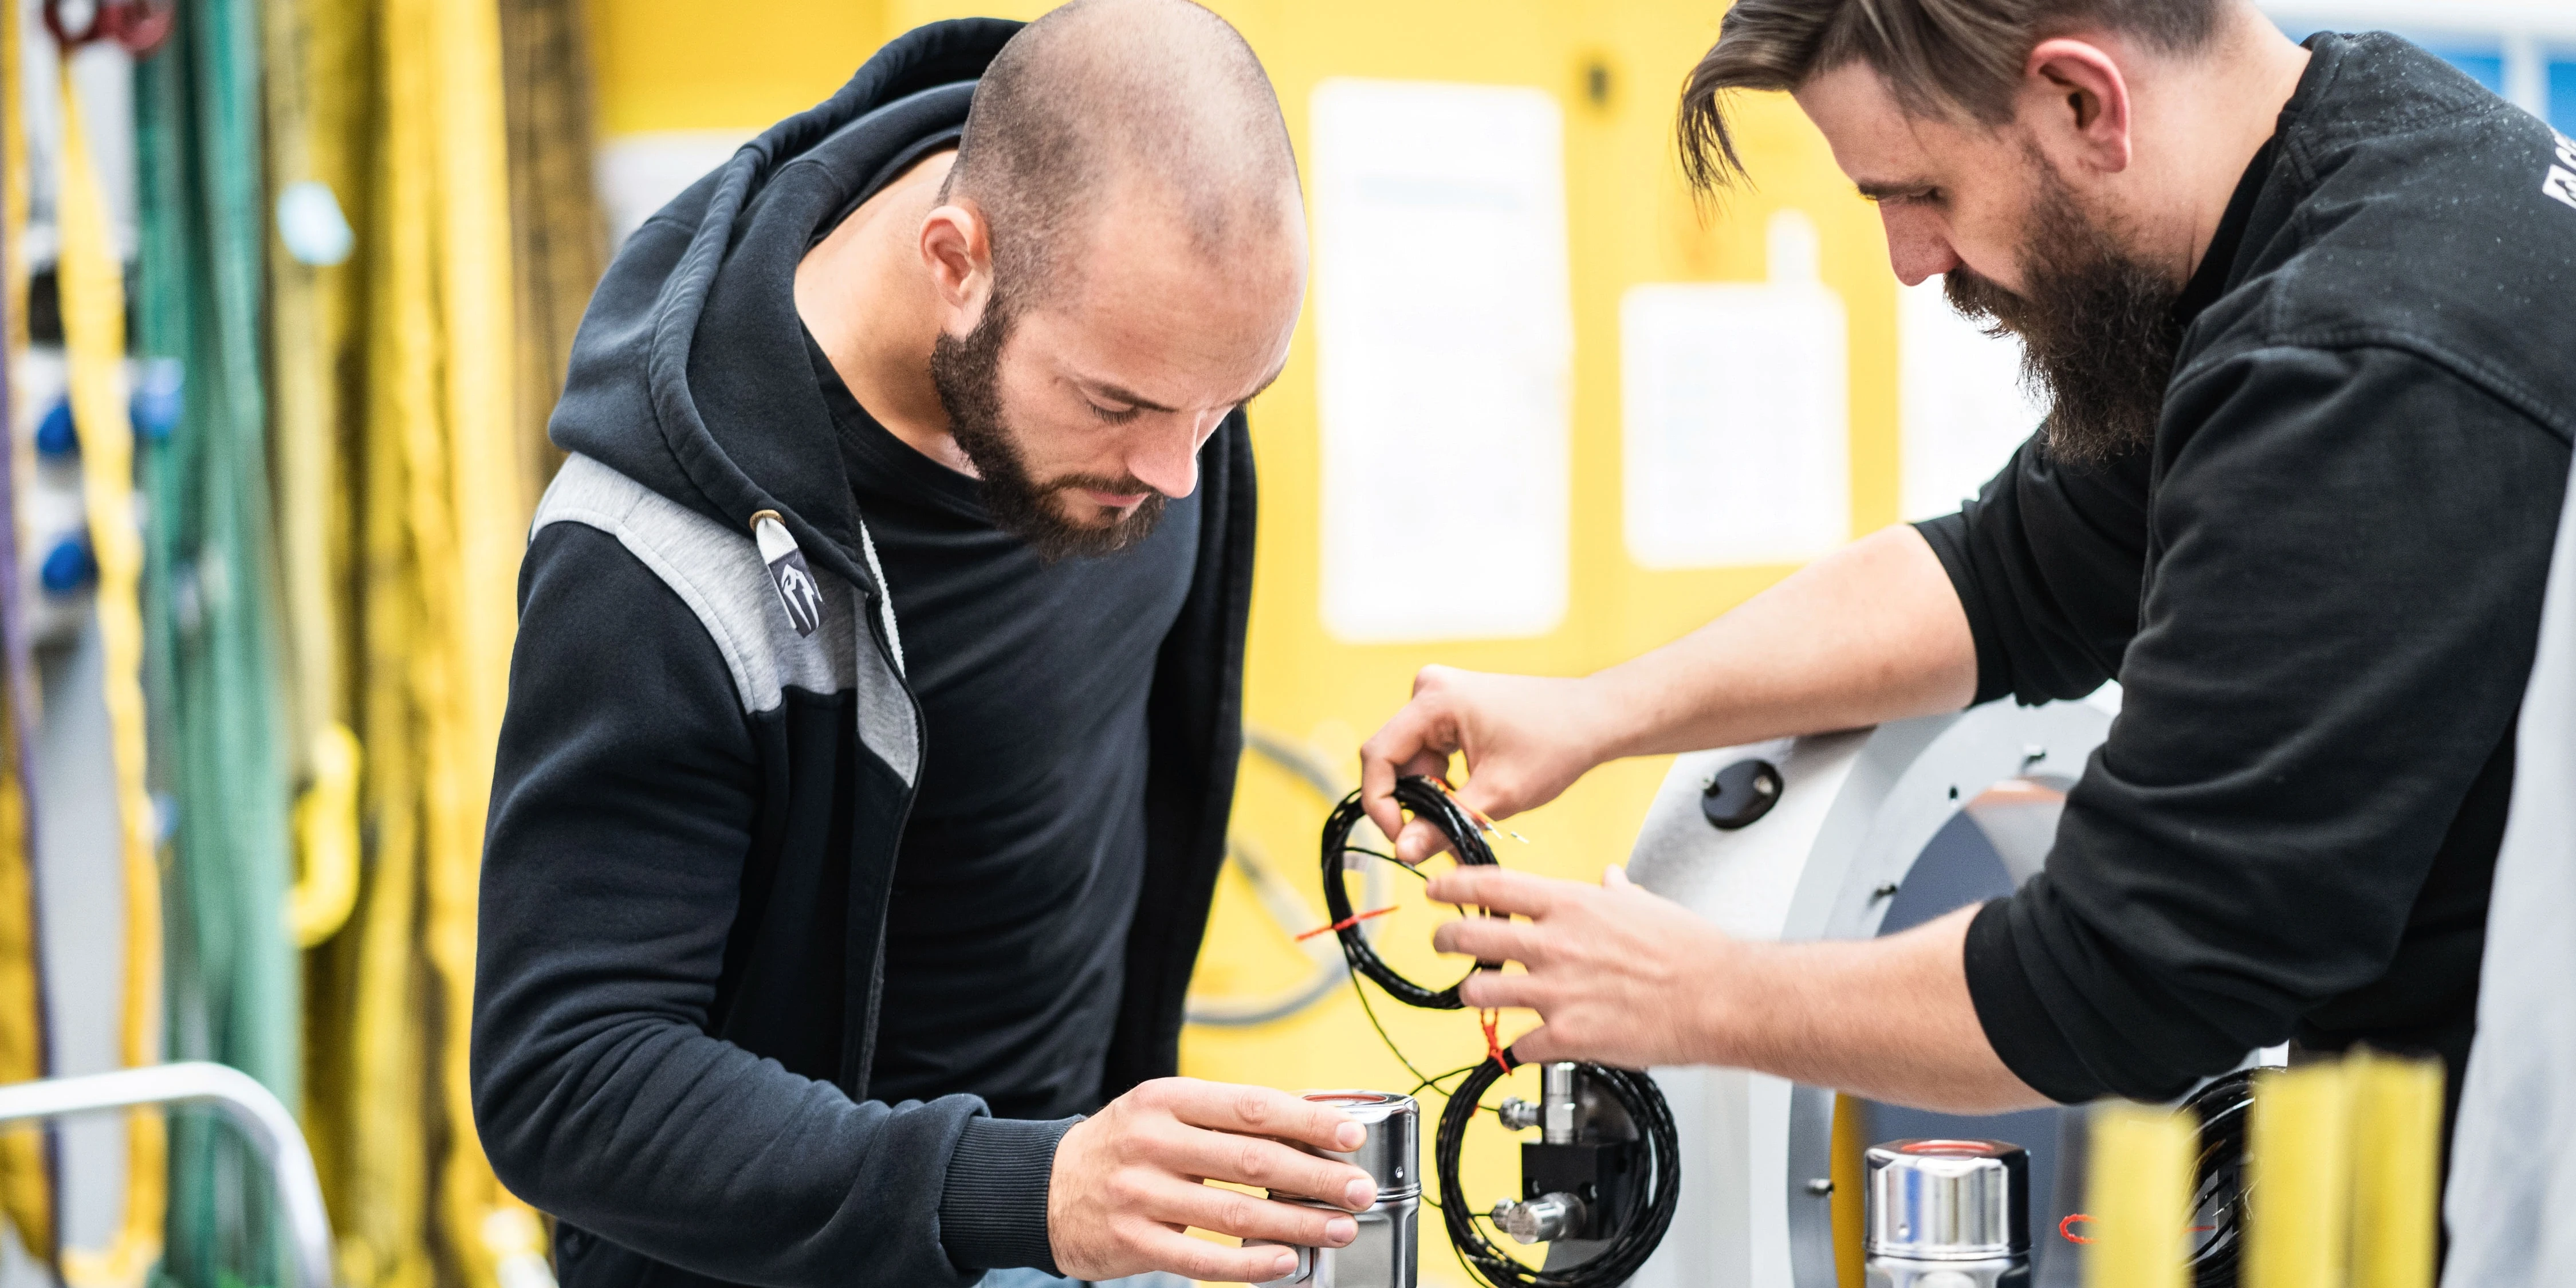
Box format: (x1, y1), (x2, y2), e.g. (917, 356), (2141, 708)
(1862, 1138), (2031, 1288)
(1254, 1090), (1420, 1288)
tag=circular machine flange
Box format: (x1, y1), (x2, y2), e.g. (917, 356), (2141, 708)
(1617, 699), (2111, 1288)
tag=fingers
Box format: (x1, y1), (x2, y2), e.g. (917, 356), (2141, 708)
(1431, 913), (1547, 965)
(1156, 1123), (1377, 1211)
(1500, 1022), (1563, 1066)
(1128, 1225), (1304, 1285)
(1151, 1080), (1368, 1155)
(1603, 864), (1633, 890)
(1394, 816), (1456, 865)
(1358, 695), (1449, 845)
(1456, 968), (1546, 1012)
(1147, 1175), (1363, 1247)
(1425, 866), (1574, 917)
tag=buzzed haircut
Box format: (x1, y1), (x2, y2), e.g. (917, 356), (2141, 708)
(1678, 0), (2227, 193)
(942, 0), (1299, 316)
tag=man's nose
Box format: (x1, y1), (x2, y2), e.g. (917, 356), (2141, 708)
(1124, 416), (1205, 501)
(1881, 207), (1961, 288)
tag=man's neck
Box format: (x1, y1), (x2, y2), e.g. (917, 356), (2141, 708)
(793, 150), (979, 476)
(2173, 16), (2311, 280)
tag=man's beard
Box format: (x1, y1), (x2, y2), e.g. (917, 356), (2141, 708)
(1942, 164), (2185, 468)
(928, 304), (1168, 562)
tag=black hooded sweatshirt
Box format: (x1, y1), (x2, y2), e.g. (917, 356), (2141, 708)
(1928, 34), (2576, 1111)
(471, 21), (1254, 1288)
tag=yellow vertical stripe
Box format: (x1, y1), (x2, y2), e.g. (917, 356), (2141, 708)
(2347, 1051), (2441, 1288)
(52, 73), (166, 1288)
(2247, 1063), (2353, 1288)
(2086, 1104), (2194, 1288)
(0, 751), (50, 1255)
(0, 0), (53, 1259)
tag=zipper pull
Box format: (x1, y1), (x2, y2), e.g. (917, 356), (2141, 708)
(750, 509), (822, 638)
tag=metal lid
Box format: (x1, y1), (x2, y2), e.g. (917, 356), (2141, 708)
(1293, 1091), (1419, 1200)
(1863, 1139), (2030, 1260)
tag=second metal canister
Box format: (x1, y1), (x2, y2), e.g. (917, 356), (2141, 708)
(1254, 1091), (1420, 1288)
(1862, 1138), (2031, 1288)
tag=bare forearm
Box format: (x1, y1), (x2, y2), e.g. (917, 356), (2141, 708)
(1587, 525), (1978, 762)
(1703, 906), (2047, 1114)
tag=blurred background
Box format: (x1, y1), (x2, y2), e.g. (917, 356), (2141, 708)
(0, 1), (2567, 1287)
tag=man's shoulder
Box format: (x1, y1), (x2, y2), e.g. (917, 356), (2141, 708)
(2186, 45), (2576, 439)
(529, 455), (870, 719)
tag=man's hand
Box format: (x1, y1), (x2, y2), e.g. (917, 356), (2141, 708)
(1426, 866), (1732, 1069)
(1423, 866), (2049, 1113)
(1359, 667), (1615, 864)
(1047, 1078), (1380, 1283)
(1358, 528), (1980, 866)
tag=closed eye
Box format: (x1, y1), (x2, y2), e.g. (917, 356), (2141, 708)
(1087, 400), (1145, 425)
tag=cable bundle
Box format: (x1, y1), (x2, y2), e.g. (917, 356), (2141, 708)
(1434, 1057), (1682, 1288)
(2183, 1070), (2255, 1287)
(1317, 775), (1498, 1008)
(1318, 773), (1681, 1288)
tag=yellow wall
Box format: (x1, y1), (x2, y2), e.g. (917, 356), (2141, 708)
(588, 3), (1896, 1281)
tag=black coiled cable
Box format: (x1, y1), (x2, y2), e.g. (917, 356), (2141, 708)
(1320, 774), (1681, 1287)
(1436, 1057), (1683, 1288)
(2182, 1070), (2254, 1287)
(1318, 775), (1499, 1008)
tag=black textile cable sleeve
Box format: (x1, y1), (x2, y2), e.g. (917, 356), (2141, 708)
(1320, 775), (1500, 1010)
(1434, 1059), (1681, 1288)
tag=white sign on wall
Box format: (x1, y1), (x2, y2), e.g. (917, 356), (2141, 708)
(1621, 210), (1850, 569)
(1898, 276), (2048, 521)
(1311, 78), (1572, 643)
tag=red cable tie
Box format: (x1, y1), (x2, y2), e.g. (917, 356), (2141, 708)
(2059, 1214), (2095, 1244)
(1295, 905), (1396, 943)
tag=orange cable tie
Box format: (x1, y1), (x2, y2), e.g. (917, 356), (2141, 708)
(1295, 905), (1397, 943)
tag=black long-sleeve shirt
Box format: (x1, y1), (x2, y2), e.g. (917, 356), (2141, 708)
(1922, 32), (2576, 1106)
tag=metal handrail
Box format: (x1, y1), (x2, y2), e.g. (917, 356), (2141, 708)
(0, 1062), (334, 1288)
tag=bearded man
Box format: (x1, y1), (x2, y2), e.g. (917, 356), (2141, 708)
(473, 5), (1387, 1287)
(1359, 0), (2576, 1152)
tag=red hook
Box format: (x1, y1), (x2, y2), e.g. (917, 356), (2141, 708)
(43, 0), (175, 57)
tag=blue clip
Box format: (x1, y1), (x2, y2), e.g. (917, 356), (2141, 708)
(34, 398), (76, 457)
(39, 536), (96, 594)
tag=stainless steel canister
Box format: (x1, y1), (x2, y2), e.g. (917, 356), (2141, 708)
(1862, 1138), (2031, 1288)
(1253, 1091), (1420, 1288)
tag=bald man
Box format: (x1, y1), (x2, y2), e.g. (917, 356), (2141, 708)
(473, 7), (1374, 1287)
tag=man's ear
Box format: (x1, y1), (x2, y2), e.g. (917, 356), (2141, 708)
(920, 199), (996, 333)
(2020, 37), (2133, 175)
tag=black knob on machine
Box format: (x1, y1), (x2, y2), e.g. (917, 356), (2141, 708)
(1701, 758), (1783, 831)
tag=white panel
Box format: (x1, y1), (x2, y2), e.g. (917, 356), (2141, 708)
(1621, 211), (1850, 569)
(1898, 275), (2048, 522)
(594, 129), (756, 249)
(1311, 79), (1571, 643)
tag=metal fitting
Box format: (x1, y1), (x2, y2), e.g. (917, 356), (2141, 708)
(1490, 1191), (1587, 1245)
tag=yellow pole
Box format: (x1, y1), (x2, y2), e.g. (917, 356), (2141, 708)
(53, 71), (166, 1288)
(2347, 1051), (2441, 1288)
(2247, 1063), (2353, 1288)
(2086, 1104), (2195, 1288)
(0, 0), (54, 1261)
